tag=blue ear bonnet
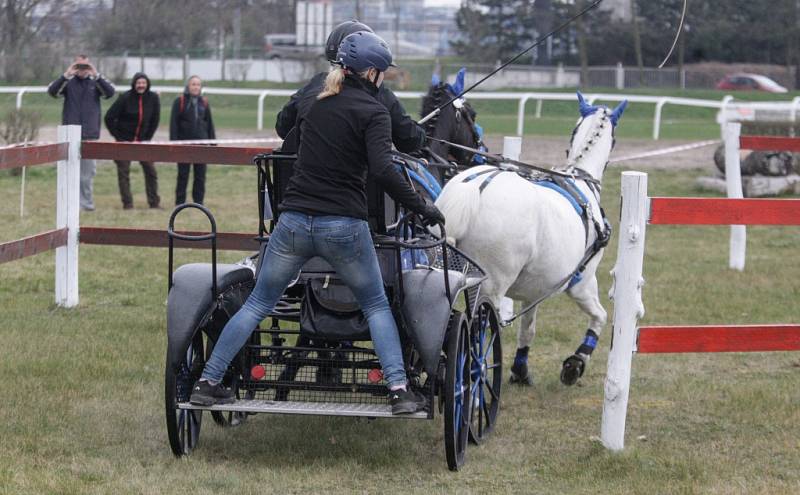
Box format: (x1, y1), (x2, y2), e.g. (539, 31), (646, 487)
(577, 91), (628, 127)
(577, 91), (600, 117)
(610, 100), (628, 126)
(446, 67), (466, 96)
(430, 73), (440, 86)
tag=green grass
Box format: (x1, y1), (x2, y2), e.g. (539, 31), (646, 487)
(1, 162), (799, 493)
(3, 83), (798, 141)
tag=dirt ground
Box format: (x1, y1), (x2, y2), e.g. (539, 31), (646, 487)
(481, 135), (719, 171)
(33, 126), (719, 173)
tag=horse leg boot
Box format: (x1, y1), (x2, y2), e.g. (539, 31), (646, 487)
(561, 275), (607, 386)
(510, 305), (537, 385)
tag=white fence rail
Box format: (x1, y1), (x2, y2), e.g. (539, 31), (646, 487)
(2, 85), (740, 139)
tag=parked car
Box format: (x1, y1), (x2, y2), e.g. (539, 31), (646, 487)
(264, 34), (318, 60)
(715, 74), (788, 93)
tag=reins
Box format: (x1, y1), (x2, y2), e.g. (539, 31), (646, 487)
(426, 136), (600, 185)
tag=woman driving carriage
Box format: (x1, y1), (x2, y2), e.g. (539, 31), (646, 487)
(190, 31), (444, 415)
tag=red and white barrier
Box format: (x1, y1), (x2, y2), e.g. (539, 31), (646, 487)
(723, 124), (800, 270)
(601, 171), (800, 451)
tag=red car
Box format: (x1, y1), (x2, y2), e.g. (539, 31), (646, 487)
(716, 74), (788, 93)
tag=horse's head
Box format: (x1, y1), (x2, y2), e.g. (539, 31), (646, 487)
(421, 68), (483, 165)
(562, 92), (627, 182)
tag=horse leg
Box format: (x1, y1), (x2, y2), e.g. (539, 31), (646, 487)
(509, 304), (537, 386)
(561, 274), (607, 386)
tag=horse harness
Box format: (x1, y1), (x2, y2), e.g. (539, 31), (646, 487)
(460, 167), (612, 326)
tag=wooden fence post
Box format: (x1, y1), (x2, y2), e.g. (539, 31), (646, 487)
(55, 125), (81, 307)
(601, 171), (649, 451)
(724, 122), (746, 271)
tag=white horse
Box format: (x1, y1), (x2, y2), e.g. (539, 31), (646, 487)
(435, 93), (627, 385)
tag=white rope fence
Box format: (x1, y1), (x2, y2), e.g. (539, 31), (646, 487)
(609, 139), (720, 164)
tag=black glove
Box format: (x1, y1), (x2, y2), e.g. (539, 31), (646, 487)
(420, 203), (445, 227)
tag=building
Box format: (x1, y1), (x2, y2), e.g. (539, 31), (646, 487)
(331, 0), (460, 57)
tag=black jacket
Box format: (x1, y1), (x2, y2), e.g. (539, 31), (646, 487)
(280, 74), (429, 221)
(47, 73), (115, 140)
(276, 71), (426, 153)
(169, 90), (215, 140)
(104, 73), (160, 142)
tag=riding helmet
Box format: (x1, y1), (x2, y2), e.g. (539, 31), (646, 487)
(325, 20), (374, 63)
(336, 31), (396, 73)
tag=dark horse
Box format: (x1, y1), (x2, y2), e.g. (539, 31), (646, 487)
(417, 70), (486, 185)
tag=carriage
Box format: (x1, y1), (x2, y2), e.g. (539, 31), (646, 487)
(163, 150), (502, 471)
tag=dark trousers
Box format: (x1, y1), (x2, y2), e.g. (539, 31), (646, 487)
(114, 160), (160, 208)
(176, 163), (207, 205)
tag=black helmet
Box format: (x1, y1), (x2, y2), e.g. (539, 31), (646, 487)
(337, 31), (396, 73)
(325, 20), (374, 62)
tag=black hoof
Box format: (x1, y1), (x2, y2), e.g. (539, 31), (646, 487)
(560, 354), (586, 386)
(510, 362), (532, 386)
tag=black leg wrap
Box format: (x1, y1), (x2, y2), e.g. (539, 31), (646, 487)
(509, 361), (532, 385)
(510, 347), (532, 385)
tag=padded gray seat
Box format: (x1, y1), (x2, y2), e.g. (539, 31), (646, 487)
(401, 269), (466, 374)
(167, 263), (254, 367)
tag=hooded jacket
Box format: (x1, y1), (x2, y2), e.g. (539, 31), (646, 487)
(169, 85), (216, 141)
(279, 73), (428, 220)
(47, 72), (115, 140)
(104, 73), (160, 142)
(275, 71), (426, 153)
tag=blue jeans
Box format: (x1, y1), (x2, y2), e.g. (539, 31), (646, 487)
(202, 211), (407, 387)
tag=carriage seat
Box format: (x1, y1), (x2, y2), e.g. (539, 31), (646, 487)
(298, 249), (398, 285)
(167, 263), (255, 368)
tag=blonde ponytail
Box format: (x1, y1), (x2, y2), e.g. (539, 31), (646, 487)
(317, 67), (345, 100)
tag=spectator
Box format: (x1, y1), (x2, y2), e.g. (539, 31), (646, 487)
(104, 72), (161, 209)
(48, 55), (115, 211)
(170, 75), (216, 205)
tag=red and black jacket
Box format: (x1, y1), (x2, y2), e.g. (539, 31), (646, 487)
(104, 73), (160, 142)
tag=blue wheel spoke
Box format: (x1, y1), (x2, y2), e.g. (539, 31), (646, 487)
(471, 379), (480, 395)
(482, 332), (498, 361)
(470, 348), (482, 364)
(486, 381), (500, 401)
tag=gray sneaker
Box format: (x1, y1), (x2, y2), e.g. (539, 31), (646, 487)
(388, 388), (428, 415)
(189, 379), (235, 406)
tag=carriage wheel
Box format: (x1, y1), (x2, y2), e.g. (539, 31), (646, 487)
(468, 297), (502, 445)
(444, 311), (471, 471)
(165, 332), (204, 456)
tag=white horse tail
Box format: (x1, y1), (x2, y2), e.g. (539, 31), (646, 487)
(435, 172), (484, 242)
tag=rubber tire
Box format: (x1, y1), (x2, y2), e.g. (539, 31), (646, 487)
(444, 311), (471, 471)
(165, 333), (204, 456)
(468, 297), (502, 445)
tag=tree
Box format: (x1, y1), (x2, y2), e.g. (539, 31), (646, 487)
(0, 0), (73, 81)
(451, 0), (536, 64)
(532, 0), (554, 65)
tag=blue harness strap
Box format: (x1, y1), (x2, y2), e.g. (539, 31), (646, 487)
(533, 179), (587, 216)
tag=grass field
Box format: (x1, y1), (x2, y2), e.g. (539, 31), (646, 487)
(1, 160), (798, 494)
(2, 82), (798, 141)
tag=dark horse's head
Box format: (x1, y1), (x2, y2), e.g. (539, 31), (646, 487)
(420, 69), (485, 168)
